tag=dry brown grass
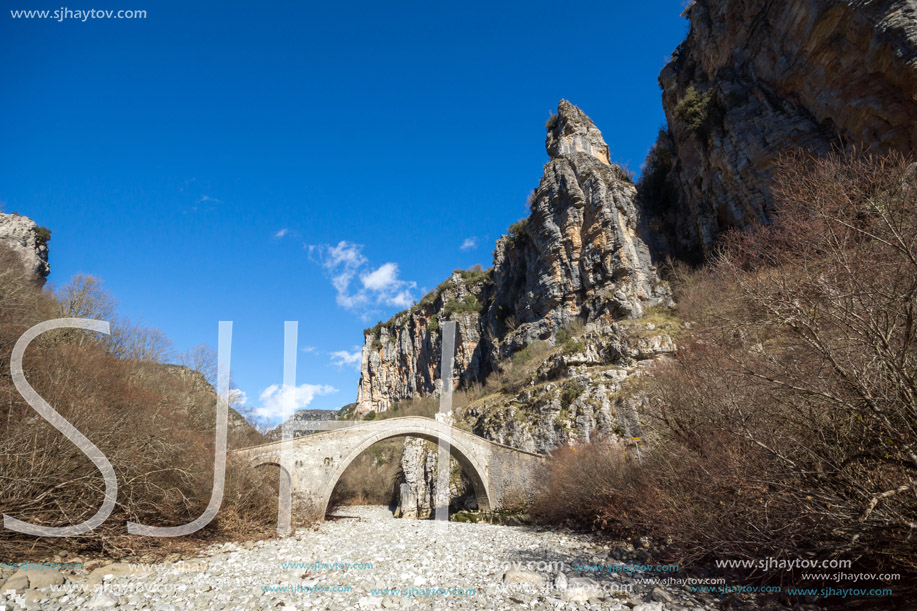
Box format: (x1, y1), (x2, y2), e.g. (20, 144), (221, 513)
(0, 251), (278, 561)
(533, 152), (917, 599)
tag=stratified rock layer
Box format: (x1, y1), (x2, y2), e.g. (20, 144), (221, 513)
(641, 0), (917, 259)
(356, 100), (669, 417)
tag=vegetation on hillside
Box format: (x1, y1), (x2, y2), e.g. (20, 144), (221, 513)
(534, 152), (917, 598)
(0, 260), (278, 561)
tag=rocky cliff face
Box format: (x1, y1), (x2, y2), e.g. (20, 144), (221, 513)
(359, 102), (678, 519)
(640, 0), (917, 260)
(0, 213), (50, 281)
(356, 100), (670, 417)
(356, 270), (492, 415)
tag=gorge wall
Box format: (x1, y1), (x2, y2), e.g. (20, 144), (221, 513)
(358, 0), (917, 420)
(356, 100), (671, 417)
(641, 0), (917, 260)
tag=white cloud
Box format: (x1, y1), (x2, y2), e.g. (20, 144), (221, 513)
(255, 383), (338, 420)
(330, 348), (362, 372)
(388, 289), (415, 308)
(309, 241), (417, 316)
(198, 195), (221, 203)
(361, 262), (399, 291)
(460, 237), (478, 251)
(300, 345), (317, 354)
(274, 228), (290, 239)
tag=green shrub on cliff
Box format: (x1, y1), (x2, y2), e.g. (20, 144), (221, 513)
(457, 265), (489, 287)
(674, 85), (714, 134)
(34, 226), (51, 245)
(507, 218), (528, 240)
(443, 294), (482, 318)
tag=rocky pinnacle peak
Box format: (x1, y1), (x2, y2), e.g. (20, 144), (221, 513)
(545, 99), (611, 165)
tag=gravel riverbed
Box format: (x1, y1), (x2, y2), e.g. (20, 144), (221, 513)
(1, 506), (729, 610)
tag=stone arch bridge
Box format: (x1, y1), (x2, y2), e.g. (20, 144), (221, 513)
(232, 416), (545, 519)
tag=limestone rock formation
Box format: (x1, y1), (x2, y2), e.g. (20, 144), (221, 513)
(463, 321), (675, 453)
(356, 100), (670, 417)
(393, 438), (439, 519)
(489, 100), (666, 358)
(0, 212), (50, 281)
(546, 99), (612, 164)
(640, 0), (917, 260)
(356, 102), (678, 518)
(393, 437), (475, 519)
(352, 2), (917, 519)
(356, 270), (491, 415)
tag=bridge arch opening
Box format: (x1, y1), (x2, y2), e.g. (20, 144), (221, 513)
(327, 438), (403, 511)
(320, 431), (491, 519)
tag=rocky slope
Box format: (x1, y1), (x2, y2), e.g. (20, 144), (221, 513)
(354, 102), (677, 520)
(0, 212), (50, 281)
(640, 0), (917, 260)
(356, 100), (671, 418)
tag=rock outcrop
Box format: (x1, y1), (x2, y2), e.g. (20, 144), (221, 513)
(356, 100), (670, 417)
(356, 270), (491, 415)
(355, 102), (678, 518)
(0, 212), (50, 281)
(640, 0), (917, 260)
(393, 438), (477, 519)
(463, 321), (676, 453)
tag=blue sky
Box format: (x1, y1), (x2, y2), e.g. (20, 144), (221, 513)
(1, 0), (688, 425)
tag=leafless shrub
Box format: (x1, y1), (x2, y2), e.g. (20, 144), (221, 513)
(534, 151), (917, 594)
(532, 437), (638, 525)
(0, 267), (276, 561)
(176, 344), (218, 386)
(106, 316), (174, 363)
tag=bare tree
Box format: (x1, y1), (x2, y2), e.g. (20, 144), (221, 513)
(177, 344), (218, 386)
(106, 316), (174, 363)
(57, 274), (118, 321)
